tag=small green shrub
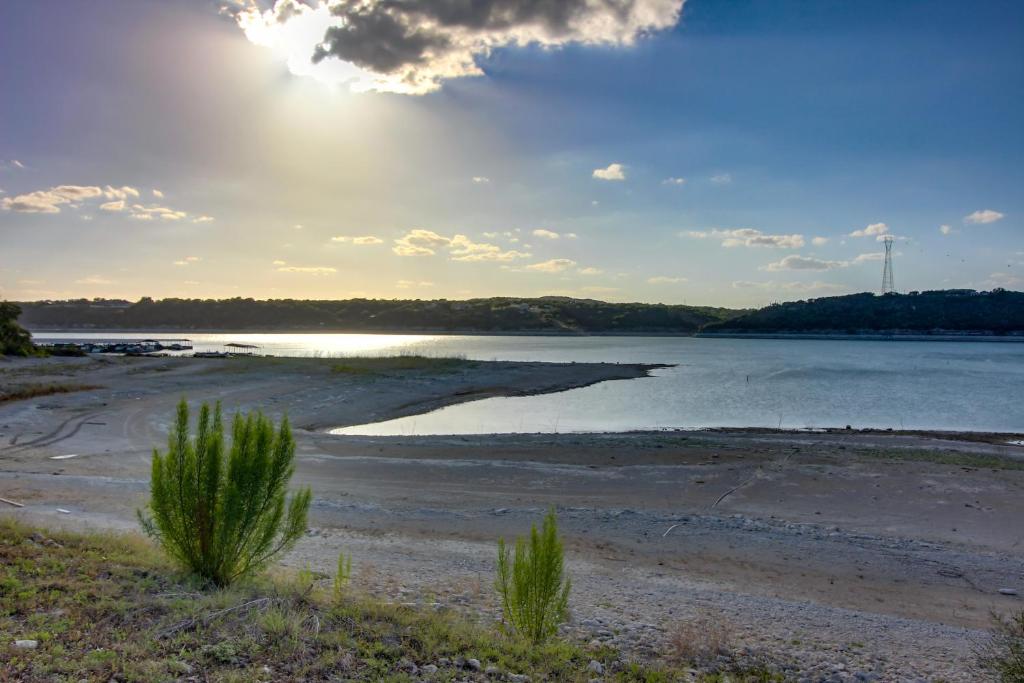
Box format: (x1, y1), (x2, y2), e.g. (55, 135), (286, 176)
(333, 551), (352, 601)
(495, 509), (571, 644)
(975, 610), (1024, 682)
(139, 399), (312, 586)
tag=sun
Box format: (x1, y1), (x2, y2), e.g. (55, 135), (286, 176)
(235, 1), (370, 88)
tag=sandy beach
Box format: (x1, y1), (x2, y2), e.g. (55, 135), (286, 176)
(2, 354), (1023, 681)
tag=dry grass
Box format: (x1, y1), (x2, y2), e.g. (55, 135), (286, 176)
(329, 355), (475, 377)
(0, 382), (99, 404)
(1, 519), (719, 682)
(974, 610), (1024, 682)
(668, 611), (734, 664)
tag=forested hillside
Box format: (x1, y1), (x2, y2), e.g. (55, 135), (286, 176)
(15, 297), (741, 334)
(701, 290), (1024, 334)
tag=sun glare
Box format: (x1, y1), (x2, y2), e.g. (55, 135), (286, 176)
(236, 2), (370, 88)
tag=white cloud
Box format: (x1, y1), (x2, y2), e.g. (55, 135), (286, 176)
(762, 255), (847, 272)
(647, 275), (688, 284)
(565, 232), (579, 239)
(592, 163), (626, 181)
(472, 176), (490, 184)
(964, 209), (1004, 224)
(272, 260), (287, 266)
(1, 183), (205, 223)
(129, 204), (187, 221)
(811, 236), (829, 246)
(396, 280), (435, 289)
(578, 267), (603, 275)
(448, 234), (530, 262)
(103, 185), (140, 200)
(74, 275), (114, 285)
(986, 272), (1023, 289)
(732, 280), (846, 293)
(152, 189), (164, 198)
(685, 228), (804, 249)
(192, 215), (215, 223)
(710, 173), (732, 185)
(1, 185), (103, 213)
(532, 228), (560, 240)
(392, 229), (529, 261)
(173, 256), (201, 267)
(333, 235), (383, 245)
(662, 177), (686, 186)
(526, 258), (577, 273)
(939, 224), (956, 235)
(276, 266), (337, 274)
(849, 222), (888, 238)
(234, 0), (683, 95)
(392, 228), (452, 256)
(853, 252), (885, 263)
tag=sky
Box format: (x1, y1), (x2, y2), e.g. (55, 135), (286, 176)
(1, 0), (1021, 308)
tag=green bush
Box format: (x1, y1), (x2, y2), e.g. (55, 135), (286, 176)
(975, 610), (1024, 682)
(333, 550), (352, 602)
(139, 399), (312, 586)
(0, 301), (35, 356)
(495, 509), (571, 644)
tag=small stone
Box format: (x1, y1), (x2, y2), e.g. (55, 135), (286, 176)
(13, 640), (38, 649)
(587, 659), (604, 675)
(998, 588), (1018, 596)
(397, 659), (418, 674)
(465, 658), (482, 672)
(508, 675), (531, 683)
(421, 664), (438, 675)
(485, 665), (501, 675)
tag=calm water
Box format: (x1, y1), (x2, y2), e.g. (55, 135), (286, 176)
(34, 332), (1024, 433)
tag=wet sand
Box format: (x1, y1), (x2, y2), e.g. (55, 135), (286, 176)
(2, 354), (1023, 680)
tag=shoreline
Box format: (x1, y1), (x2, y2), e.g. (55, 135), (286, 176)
(26, 327), (1024, 341)
(2, 354), (1023, 680)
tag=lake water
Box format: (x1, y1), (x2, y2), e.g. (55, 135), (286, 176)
(33, 332), (1024, 434)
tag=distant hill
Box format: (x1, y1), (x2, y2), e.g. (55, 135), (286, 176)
(701, 289), (1024, 335)
(14, 297), (742, 335)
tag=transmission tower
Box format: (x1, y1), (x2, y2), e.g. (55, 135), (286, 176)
(881, 235), (895, 295)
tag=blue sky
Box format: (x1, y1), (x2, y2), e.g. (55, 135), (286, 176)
(1, 0), (1021, 306)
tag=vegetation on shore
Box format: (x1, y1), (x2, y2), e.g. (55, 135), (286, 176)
(974, 610), (1024, 682)
(14, 296), (741, 334)
(1, 301), (36, 356)
(0, 382), (100, 404)
(14, 289), (1024, 336)
(140, 401), (312, 587)
(702, 289), (1024, 335)
(496, 509), (571, 645)
(0, 520), (784, 682)
(330, 355), (477, 376)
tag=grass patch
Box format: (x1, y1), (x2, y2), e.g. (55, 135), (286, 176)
(0, 383), (99, 404)
(0, 519), (781, 682)
(844, 447), (1024, 471)
(330, 355), (476, 377)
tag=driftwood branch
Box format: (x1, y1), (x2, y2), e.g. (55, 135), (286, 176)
(158, 597), (271, 639)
